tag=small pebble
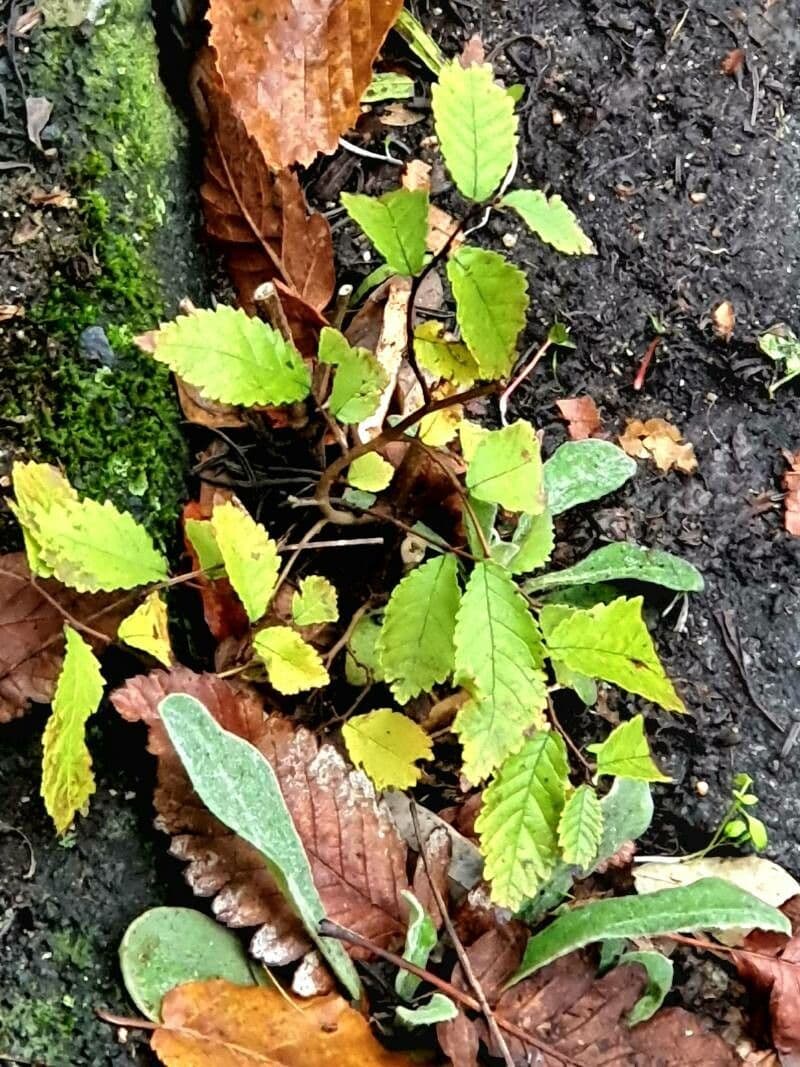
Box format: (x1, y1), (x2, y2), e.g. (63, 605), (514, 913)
(587, 192), (596, 202)
(689, 191), (707, 204)
(361, 250), (372, 263)
(551, 108), (565, 126)
(501, 232), (517, 249)
(695, 780), (709, 796)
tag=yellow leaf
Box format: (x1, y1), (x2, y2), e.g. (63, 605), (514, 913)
(152, 979), (415, 1065)
(347, 453), (394, 492)
(419, 386), (462, 446)
(252, 626), (329, 694)
(343, 709), (432, 790)
(118, 592), (172, 666)
(41, 626), (104, 835)
(211, 501), (279, 622)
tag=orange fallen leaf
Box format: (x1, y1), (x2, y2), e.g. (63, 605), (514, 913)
(152, 980), (415, 1066)
(721, 48), (746, 76)
(556, 396), (602, 440)
(208, 0), (404, 169)
(619, 417), (698, 474)
(782, 451), (800, 536)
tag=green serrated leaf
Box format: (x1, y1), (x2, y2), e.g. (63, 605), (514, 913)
(378, 554), (460, 703)
(396, 994), (458, 1027)
(211, 501), (279, 623)
(500, 189), (595, 255)
(119, 907), (259, 1021)
(318, 327), (389, 424)
(432, 61), (517, 202)
(616, 951), (674, 1025)
(41, 626), (104, 835)
(540, 603), (597, 706)
(341, 189), (428, 276)
(159, 694), (361, 999)
(184, 519), (223, 574)
(526, 542), (704, 594)
(466, 420), (544, 514)
(447, 247), (529, 379)
(758, 325), (800, 396)
(414, 321), (479, 386)
(11, 462), (168, 592)
(362, 71), (415, 103)
(291, 575), (339, 627)
(454, 561), (548, 781)
(476, 731), (569, 909)
(342, 709), (432, 790)
(393, 9), (445, 76)
(588, 715), (671, 782)
(252, 626), (329, 695)
(348, 453), (394, 492)
(345, 612), (385, 686)
(543, 596), (685, 712)
(148, 306), (310, 407)
(509, 878), (790, 986)
(507, 509), (555, 575)
(396, 890), (438, 1001)
(543, 440), (637, 515)
(558, 785), (603, 869)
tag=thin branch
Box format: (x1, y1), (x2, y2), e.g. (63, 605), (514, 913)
(325, 599), (375, 667)
(410, 801), (515, 1067)
(275, 518), (329, 592)
(498, 336), (553, 425)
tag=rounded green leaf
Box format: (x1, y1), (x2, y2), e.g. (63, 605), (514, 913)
(252, 626), (329, 694)
(341, 189), (428, 276)
(348, 453), (394, 492)
(500, 189), (595, 255)
(466, 420), (544, 514)
(120, 907), (258, 1021)
(525, 542), (704, 595)
(543, 440), (636, 515)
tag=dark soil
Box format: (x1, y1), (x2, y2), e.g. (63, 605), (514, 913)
(2, 0), (800, 1063)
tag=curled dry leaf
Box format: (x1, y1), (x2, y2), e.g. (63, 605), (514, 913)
(782, 450), (800, 536)
(356, 277), (410, 442)
(0, 553), (120, 723)
(711, 300), (735, 342)
(556, 396), (602, 441)
(619, 418), (698, 474)
(194, 49), (334, 331)
(152, 980), (416, 1065)
(438, 925), (737, 1067)
(208, 0), (404, 169)
(110, 668), (410, 966)
(175, 378), (246, 430)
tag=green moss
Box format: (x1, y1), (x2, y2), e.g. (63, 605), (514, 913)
(0, 0), (196, 546)
(50, 929), (95, 971)
(0, 994), (78, 1064)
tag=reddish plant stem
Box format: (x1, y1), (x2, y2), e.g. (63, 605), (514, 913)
(633, 335), (662, 392)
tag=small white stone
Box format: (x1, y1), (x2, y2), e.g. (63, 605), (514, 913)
(361, 250), (372, 263)
(501, 232), (517, 249)
(587, 192), (596, 203)
(551, 108), (565, 126)
(695, 780), (709, 797)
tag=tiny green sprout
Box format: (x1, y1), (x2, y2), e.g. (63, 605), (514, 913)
(649, 313), (668, 335)
(694, 772), (768, 859)
(547, 321), (576, 349)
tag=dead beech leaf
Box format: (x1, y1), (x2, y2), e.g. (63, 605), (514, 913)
(379, 103), (424, 127)
(176, 378), (246, 430)
(208, 0), (404, 169)
(556, 396), (602, 440)
(195, 49), (334, 326)
(110, 668), (410, 965)
(721, 48), (746, 76)
(782, 450), (800, 536)
(0, 553), (120, 723)
(711, 300), (735, 342)
(619, 417), (698, 474)
(152, 980), (415, 1066)
(0, 304), (24, 322)
(25, 96), (52, 151)
(459, 34), (486, 68)
(357, 277), (410, 442)
(439, 926), (737, 1066)
(29, 185), (77, 209)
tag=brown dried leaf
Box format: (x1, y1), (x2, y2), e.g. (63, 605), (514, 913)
(619, 417), (698, 474)
(110, 668), (411, 965)
(711, 300), (736, 342)
(208, 0), (404, 169)
(782, 450), (800, 537)
(459, 34), (486, 68)
(440, 926), (737, 1066)
(378, 104), (424, 127)
(556, 396), (602, 440)
(25, 96), (52, 151)
(195, 50), (334, 324)
(356, 277), (410, 442)
(12, 213), (43, 245)
(0, 553), (120, 723)
(152, 980), (416, 1066)
(176, 379), (246, 430)
(28, 185), (77, 209)
(0, 304), (24, 322)
(721, 48), (746, 76)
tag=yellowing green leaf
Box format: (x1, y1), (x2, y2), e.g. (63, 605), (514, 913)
(558, 785), (603, 869)
(11, 462), (168, 592)
(345, 613), (385, 686)
(419, 390), (462, 446)
(588, 715), (671, 782)
(378, 555), (460, 704)
(211, 501), (279, 623)
(500, 189), (596, 255)
(148, 306), (310, 407)
(543, 596), (685, 712)
(432, 62), (518, 203)
(453, 561), (547, 781)
(184, 519), (224, 573)
(447, 246), (528, 379)
(291, 575), (339, 627)
(118, 592), (172, 666)
(348, 453), (394, 492)
(41, 626), (104, 835)
(414, 321), (479, 386)
(318, 327), (389, 424)
(475, 730), (569, 909)
(341, 189), (428, 276)
(342, 709), (433, 790)
(458, 420), (490, 463)
(508, 509), (554, 574)
(466, 420), (544, 514)
(362, 71), (415, 103)
(252, 626), (329, 694)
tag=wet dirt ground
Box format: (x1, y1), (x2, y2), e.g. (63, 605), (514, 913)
(1, 0), (800, 1063)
